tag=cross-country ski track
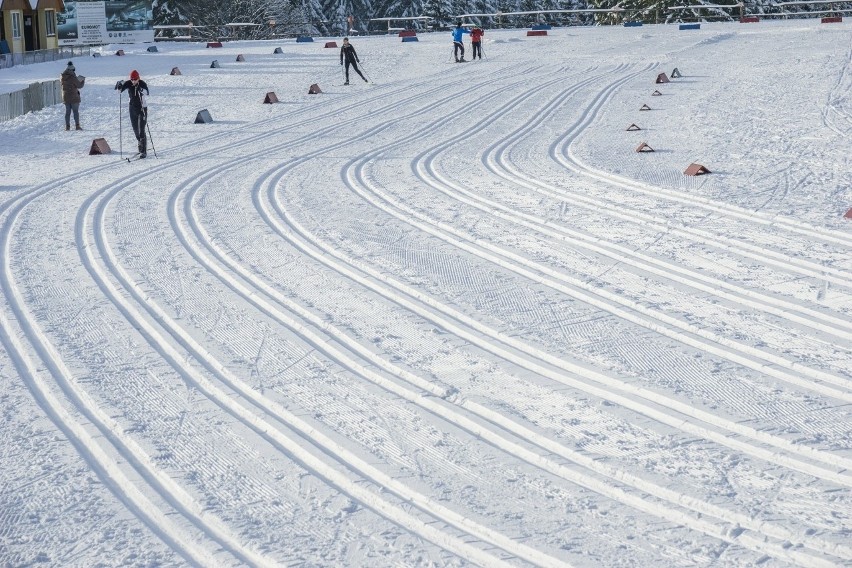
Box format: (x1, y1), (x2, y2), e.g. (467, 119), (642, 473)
(1, 22), (850, 567)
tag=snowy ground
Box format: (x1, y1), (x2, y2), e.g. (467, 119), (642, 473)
(0, 19), (851, 568)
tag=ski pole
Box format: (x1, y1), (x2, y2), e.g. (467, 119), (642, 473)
(118, 89), (123, 158)
(358, 61), (370, 83)
(146, 115), (157, 158)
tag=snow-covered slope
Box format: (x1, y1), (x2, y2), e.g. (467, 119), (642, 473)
(1, 20), (850, 567)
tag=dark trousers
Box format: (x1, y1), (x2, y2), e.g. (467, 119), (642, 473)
(344, 60), (365, 82)
(129, 106), (147, 152)
(472, 42), (482, 59)
(453, 41), (465, 61)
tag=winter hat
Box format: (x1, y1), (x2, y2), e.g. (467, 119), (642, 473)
(130, 70), (140, 80)
(66, 61), (74, 71)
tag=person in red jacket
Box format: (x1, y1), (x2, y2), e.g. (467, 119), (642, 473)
(470, 27), (484, 60)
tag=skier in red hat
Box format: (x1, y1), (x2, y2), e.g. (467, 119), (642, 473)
(115, 70), (150, 157)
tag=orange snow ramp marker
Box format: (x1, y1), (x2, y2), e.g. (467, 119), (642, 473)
(527, 30), (548, 36)
(325, 41), (338, 48)
(684, 163), (711, 176)
(844, 208), (852, 219)
(656, 73), (669, 83)
(308, 83), (323, 94)
(170, 67), (181, 75)
(263, 92), (279, 104)
(236, 54), (246, 61)
(636, 142), (654, 152)
(89, 138), (111, 155)
(626, 123), (641, 131)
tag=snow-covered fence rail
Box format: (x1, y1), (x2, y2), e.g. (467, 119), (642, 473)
(0, 80), (61, 123)
(764, 0), (851, 17)
(667, 2), (746, 21)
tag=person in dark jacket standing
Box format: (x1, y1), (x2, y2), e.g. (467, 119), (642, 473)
(470, 27), (484, 60)
(339, 37), (367, 85)
(60, 61), (85, 131)
(114, 70), (150, 157)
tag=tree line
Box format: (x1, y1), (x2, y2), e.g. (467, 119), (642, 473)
(151, 0), (852, 38)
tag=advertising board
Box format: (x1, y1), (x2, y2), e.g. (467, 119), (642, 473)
(58, 1), (154, 45)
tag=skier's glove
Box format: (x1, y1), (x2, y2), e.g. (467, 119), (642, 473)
(114, 80), (123, 90)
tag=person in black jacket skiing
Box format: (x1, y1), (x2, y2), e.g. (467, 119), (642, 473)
(339, 37), (367, 85)
(114, 70), (150, 157)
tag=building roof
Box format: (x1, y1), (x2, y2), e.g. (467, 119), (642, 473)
(37, 0), (65, 10)
(0, 0), (64, 10)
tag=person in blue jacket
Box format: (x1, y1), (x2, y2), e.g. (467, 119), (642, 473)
(451, 21), (470, 62)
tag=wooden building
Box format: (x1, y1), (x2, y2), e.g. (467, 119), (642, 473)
(0, 0), (64, 55)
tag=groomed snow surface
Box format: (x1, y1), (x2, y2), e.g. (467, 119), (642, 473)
(0, 19), (851, 568)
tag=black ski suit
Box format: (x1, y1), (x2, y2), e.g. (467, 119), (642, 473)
(340, 43), (366, 83)
(116, 79), (150, 154)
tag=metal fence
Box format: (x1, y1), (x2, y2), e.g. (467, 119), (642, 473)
(0, 45), (93, 122)
(0, 45), (92, 70)
(0, 79), (62, 123)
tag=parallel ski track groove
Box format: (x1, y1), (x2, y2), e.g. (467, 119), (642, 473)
(476, 87), (852, 402)
(471, 78), (852, 343)
(417, 64), (852, 376)
(0, 177), (228, 567)
(333, 68), (852, 484)
(0, 71), (515, 567)
(549, 100), (852, 276)
(393, 64), (852, 401)
(4, 51), (844, 560)
(241, 63), (851, 565)
(83, 68), (567, 568)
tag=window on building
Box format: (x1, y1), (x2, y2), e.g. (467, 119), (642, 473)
(12, 12), (22, 39)
(45, 10), (55, 36)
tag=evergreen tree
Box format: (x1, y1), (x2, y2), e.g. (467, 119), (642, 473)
(151, 0), (852, 36)
(423, 0), (454, 27)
